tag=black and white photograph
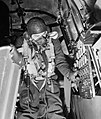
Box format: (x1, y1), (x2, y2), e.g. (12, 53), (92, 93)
(0, 0), (101, 119)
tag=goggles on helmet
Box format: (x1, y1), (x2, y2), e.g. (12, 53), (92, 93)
(31, 31), (48, 41)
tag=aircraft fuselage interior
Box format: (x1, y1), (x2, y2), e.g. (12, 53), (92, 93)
(0, 0), (101, 119)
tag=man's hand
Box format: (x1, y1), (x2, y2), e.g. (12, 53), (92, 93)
(69, 71), (79, 92)
(69, 71), (78, 82)
(10, 44), (23, 65)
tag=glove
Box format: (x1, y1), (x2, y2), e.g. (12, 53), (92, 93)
(10, 44), (23, 66)
(69, 71), (78, 82)
(70, 71), (79, 92)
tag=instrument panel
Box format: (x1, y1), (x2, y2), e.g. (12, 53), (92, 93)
(75, 39), (95, 98)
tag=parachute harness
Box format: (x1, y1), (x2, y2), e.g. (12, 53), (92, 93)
(23, 31), (58, 92)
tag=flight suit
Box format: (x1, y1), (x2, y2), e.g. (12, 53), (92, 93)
(16, 35), (71, 119)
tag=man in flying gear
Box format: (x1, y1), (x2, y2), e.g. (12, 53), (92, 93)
(10, 17), (77, 119)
